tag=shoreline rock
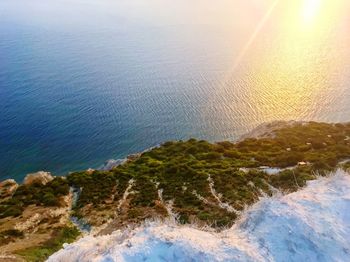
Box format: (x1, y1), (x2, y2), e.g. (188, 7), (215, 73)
(0, 179), (18, 197)
(23, 171), (54, 186)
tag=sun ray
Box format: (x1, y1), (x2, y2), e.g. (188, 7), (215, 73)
(231, 0), (280, 72)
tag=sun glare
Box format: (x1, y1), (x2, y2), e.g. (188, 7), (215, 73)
(302, 0), (322, 25)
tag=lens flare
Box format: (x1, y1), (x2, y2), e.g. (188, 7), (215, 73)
(302, 0), (322, 24)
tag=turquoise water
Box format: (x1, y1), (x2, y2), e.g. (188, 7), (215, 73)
(1, 0), (350, 181)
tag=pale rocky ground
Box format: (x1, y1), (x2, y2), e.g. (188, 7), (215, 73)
(23, 171), (54, 186)
(0, 172), (72, 261)
(0, 179), (18, 199)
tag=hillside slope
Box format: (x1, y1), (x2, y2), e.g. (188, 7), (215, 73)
(1, 121), (350, 261)
(49, 170), (350, 262)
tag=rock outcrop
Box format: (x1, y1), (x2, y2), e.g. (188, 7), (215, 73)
(0, 179), (18, 197)
(23, 171), (54, 186)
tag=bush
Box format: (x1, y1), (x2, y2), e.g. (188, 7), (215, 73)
(203, 152), (222, 160)
(0, 229), (24, 245)
(1, 229), (23, 237)
(128, 209), (144, 219)
(0, 206), (23, 218)
(42, 192), (58, 206)
(223, 150), (240, 158)
(311, 140), (326, 150)
(275, 152), (304, 167)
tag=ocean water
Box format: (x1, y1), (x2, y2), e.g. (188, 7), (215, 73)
(48, 170), (350, 261)
(1, 0), (350, 181)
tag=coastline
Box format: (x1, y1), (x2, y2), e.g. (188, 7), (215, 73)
(1, 121), (350, 261)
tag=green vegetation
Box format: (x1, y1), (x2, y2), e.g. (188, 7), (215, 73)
(65, 122), (350, 227)
(1, 122), (350, 228)
(0, 121), (349, 260)
(16, 226), (80, 262)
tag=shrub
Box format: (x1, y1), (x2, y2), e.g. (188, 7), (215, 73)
(1, 229), (24, 237)
(203, 152), (222, 160)
(42, 192), (58, 206)
(275, 152), (304, 167)
(223, 150), (240, 158)
(0, 206), (23, 218)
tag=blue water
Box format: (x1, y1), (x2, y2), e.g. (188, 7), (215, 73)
(1, 0), (350, 181)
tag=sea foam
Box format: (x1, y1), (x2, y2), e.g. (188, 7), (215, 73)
(48, 170), (350, 262)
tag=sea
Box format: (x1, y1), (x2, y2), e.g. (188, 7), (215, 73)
(1, 0), (350, 181)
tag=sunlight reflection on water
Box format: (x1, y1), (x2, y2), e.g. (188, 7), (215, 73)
(0, 0), (349, 180)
